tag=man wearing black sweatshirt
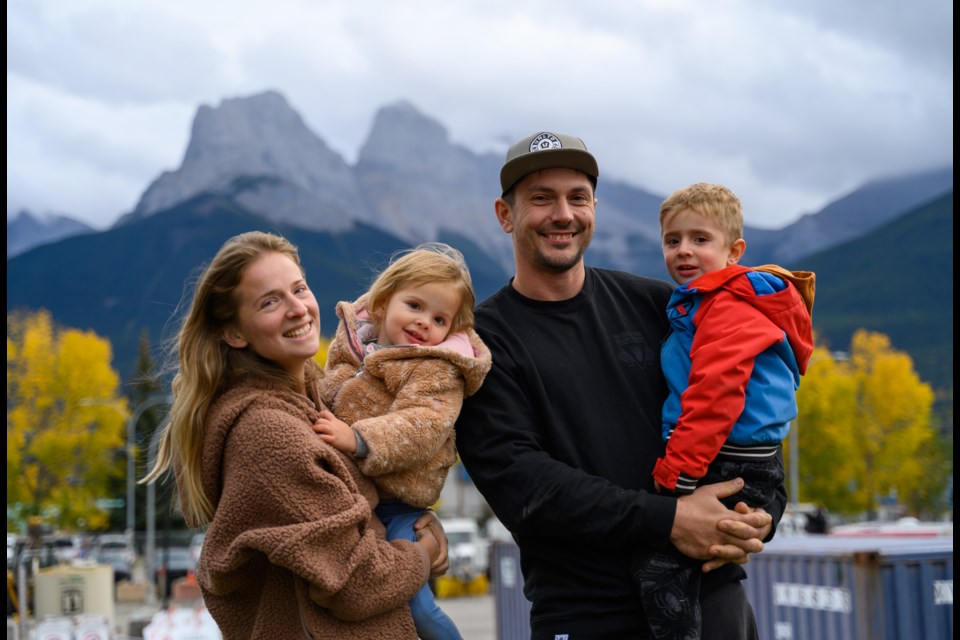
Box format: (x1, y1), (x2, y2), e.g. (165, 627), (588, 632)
(455, 131), (784, 640)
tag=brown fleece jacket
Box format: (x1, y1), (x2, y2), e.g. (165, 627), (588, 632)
(320, 297), (493, 508)
(189, 376), (429, 639)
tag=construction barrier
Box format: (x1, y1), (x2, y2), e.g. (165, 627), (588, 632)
(434, 574), (490, 599)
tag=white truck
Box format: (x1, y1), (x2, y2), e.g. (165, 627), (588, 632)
(441, 518), (489, 580)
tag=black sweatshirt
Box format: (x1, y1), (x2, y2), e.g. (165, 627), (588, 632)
(455, 267), (785, 632)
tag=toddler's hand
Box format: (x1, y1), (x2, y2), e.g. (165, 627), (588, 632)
(312, 409), (356, 453)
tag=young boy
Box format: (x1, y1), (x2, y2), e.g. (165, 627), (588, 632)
(634, 183), (815, 640)
(313, 242), (491, 640)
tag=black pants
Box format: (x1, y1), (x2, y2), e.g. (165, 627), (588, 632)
(632, 456), (783, 639)
(528, 578), (758, 640)
(701, 580), (758, 640)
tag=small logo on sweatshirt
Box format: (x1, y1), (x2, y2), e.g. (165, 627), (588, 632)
(615, 332), (655, 369)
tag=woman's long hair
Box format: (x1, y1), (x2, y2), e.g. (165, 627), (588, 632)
(142, 231), (321, 526)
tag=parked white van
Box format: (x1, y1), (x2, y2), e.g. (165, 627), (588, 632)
(441, 518), (489, 580)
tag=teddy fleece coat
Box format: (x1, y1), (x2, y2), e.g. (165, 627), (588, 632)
(321, 296), (492, 509)
(188, 376), (430, 639)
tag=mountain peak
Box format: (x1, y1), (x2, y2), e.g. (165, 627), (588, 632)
(118, 90), (365, 230)
(357, 101), (452, 173)
(7, 209), (95, 257)
(184, 90), (316, 166)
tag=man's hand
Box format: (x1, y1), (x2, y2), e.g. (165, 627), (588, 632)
(700, 500), (773, 572)
(669, 478), (771, 571)
(414, 510), (450, 577)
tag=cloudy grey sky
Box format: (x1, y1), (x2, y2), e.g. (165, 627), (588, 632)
(7, 0), (953, 230)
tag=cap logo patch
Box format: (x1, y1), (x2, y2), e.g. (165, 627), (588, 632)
(529, 132), (562, 153)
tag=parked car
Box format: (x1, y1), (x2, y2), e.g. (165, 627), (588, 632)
(153, 546), (197, 599)
(94, 547), (134, 582)
(94, 533), (135, 582)
(96, 533), (134, 555)
(42, 534), (83, 564)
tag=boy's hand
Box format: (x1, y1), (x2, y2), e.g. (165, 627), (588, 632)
(312, 409), (356, 453)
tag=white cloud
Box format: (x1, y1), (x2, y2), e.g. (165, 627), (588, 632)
(6, 0), (953, 230)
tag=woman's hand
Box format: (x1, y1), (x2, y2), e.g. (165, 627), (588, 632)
(414, 510), (450, 577)
(415, 526), (441, 570)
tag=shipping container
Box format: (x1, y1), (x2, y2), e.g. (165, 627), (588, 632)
(743, 535), (953, 640)
(494, 535), (954, 640)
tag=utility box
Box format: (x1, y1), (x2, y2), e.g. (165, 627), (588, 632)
(34, 563), (114, 624)
(491, 541), (532, 640)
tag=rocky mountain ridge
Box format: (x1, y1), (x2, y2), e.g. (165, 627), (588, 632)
(12, 90), (953, 277)
(117, 91), (513, 267)
(7, 210), (96, 258)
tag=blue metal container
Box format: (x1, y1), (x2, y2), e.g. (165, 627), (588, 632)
(743, 535), (953, 640)
(493, 534), (953, 639)
(491, 540), (532, 640)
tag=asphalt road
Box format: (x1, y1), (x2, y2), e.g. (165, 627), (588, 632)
(444, 593), (496, 640)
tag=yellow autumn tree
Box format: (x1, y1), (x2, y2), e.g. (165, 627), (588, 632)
(314, 334), (331, 368)
(7, 310), (128, 532)
(789, 344), (859, 510)
(794, 330), (941, 517)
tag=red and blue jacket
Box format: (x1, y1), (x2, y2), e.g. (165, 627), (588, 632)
(653, 264), (815, 493)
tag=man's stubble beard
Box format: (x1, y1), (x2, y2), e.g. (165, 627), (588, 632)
(533, 228), (593, 273)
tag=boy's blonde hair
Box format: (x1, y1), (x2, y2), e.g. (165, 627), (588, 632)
(366, 242), (476, 333)
(659, 182), (743, 245)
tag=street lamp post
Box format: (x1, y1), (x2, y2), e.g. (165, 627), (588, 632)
(81, 394), (171, 553)
(123, 395), (173, 552)
(145, 426), (166, 605)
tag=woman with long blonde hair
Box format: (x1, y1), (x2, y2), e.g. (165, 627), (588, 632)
(144, 231), (446, 639)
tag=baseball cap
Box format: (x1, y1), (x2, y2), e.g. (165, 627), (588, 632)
(500, 131), (599, 195)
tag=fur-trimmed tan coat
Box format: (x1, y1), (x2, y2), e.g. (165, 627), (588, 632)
(191, 376), (429, 639)
(320, 296), (492, 509)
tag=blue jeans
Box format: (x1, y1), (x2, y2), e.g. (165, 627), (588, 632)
(375, 499), (461, 640)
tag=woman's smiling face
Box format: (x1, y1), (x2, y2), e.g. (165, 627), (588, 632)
(224, 251), (320, 381)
